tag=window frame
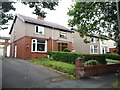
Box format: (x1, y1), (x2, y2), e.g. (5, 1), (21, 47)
(31, 39), (47, 53)
(90, 45), (99, 54)
(35, 25), (44, 35)
(60, 31), (67, 39)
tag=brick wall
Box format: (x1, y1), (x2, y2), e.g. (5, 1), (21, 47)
(76, 58), (120, 79)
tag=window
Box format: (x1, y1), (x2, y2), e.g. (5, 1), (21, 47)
(0, 39), (5, 42)
(102, 46), (108, 54)
(58, 43), (67, 51)
(91, 37), (96, 43)
(32, 39), (47, 52)
(102, 40), (106, 44)
(35, 26), (44, 35)
(90, 45), (99, 54)
(60, 31), (67, 38)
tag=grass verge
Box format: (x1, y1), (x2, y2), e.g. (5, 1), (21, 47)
(106, 59), (120, 63)
(112, 81), (120, 88)
(28, 58), (76, 79)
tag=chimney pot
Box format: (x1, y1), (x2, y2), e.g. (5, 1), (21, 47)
(37, 16), (44, 20)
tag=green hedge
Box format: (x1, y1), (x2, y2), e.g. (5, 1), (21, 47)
(48, 51), (107, 64)
(103, 54), (120, 60)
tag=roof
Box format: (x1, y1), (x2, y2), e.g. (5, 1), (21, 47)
(9, 14), (72, 34)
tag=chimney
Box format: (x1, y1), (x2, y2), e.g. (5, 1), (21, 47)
(37, 16), (44, 20)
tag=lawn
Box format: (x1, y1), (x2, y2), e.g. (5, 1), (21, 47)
(28, 58), (76, 77)
(106, 59), (120, 63)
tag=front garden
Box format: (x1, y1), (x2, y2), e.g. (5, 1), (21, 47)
(28, 51), (120, 80)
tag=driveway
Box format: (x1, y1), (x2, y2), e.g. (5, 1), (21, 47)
(2, 58), (118, 88)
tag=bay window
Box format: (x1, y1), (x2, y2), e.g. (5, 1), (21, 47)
(32, 39), (47, 52)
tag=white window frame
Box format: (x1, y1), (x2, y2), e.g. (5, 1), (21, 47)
(90, 45), (99, 54)
(31, 39), (47, 53)
(60, 31), (67, 38)
(102, 46), (109, 54)
(35, 26), (44, 35)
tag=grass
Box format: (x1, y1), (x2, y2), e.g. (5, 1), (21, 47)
(106, 59), (120, 63)
(28, 58), (76, 79)
(112, 81), (120, 88)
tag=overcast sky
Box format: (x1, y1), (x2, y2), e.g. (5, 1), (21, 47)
(0, 0), (74, 37)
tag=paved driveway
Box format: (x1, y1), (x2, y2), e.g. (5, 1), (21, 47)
(2, 58), (118, 88)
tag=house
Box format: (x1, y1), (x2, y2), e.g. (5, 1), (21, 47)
(9, 14), (73, 60)
(72, 31), (116, 54)
(0, 36), (10, 57)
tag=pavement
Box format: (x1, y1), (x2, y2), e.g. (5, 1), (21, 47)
(2, 58), (119, 88)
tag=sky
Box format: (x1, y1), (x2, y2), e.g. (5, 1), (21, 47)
(0, 0), (74, 37)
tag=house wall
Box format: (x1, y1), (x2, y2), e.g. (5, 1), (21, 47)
(99, 39), (116, 54)
(10, 18), (26, 43)
(72, 31), (100, 54)
(25, 23), (72, 42)
(10, 36), (72, 60)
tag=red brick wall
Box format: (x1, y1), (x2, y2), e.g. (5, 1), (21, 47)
(76, 58), (120, 79)
(10, 36), (72, 60)
(109, 48), (117, 53)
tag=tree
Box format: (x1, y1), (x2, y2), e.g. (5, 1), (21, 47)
(0, 1), (58, 30)
(22, 1), (58, 18)
(0, 2), (15, 30)
(68, 2), (120, 54)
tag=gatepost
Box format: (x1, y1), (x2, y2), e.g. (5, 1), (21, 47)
(76, 57), (85, 79)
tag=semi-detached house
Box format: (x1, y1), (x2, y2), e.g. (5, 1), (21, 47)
(9, 14), (73, 59)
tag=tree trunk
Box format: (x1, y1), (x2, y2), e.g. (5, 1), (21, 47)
(117, 42), (120, 55)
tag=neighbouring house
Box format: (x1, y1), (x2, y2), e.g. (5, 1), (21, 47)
(0, 36), (10, 57)
(9, 14), (73, 60)
(72, 31), (116, 54)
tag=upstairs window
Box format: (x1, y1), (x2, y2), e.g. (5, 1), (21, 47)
(35, 26), (44, 35)
(32, 39), (47, 52)
(60, 31), (67, 39)
(91, 37), (96, 43)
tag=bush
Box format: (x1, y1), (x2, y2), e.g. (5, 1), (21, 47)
(84, 60), (99, 66)
(63, 48), (70, 52)
(48, 51), (107, 64)
(103, 54), (120, 60)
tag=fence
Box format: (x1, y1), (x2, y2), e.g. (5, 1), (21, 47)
(76, 57), (120, 79)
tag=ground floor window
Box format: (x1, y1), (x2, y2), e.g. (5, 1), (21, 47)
(90, 45), (99, 54)
(31, 39), (47, 52)
(58, 43), (68, 51)
(102, 46), (109, 54)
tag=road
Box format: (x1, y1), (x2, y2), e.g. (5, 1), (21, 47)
(2, 58), (119, 88)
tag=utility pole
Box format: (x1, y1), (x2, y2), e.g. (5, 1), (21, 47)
(117, 0), (120, 32)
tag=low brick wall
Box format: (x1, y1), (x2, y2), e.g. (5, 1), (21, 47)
(76, 58), (120, 79)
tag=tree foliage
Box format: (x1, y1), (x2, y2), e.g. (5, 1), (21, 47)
(68, 2), (120, 54)
(68, 2), (118, 39)
(0, 1), (58, 30)
(22, 1), (58, 18)
(0, 2), (15, 30)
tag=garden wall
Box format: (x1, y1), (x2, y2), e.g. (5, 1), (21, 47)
(76, 58), (120, 79)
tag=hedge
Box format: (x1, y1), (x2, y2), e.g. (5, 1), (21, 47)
(102, 54), (120, 60)
(48, 51), (107, 64)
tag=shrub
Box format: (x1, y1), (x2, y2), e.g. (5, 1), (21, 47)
(84, 60), (99, 66)
(48, 51), (107, 64)
(103, 54), (120, 60)
(63, 48), (70, 52)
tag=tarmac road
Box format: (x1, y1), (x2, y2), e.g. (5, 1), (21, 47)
(2, 58), (119, 88)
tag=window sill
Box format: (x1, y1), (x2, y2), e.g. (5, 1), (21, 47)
(35, 33), (45, 36)
(31, 51), (47, 53)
